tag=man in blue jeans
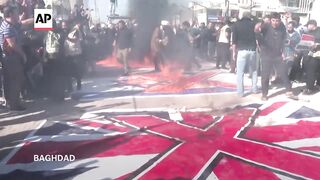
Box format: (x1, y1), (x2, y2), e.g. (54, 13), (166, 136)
(232, 11), (257, 97)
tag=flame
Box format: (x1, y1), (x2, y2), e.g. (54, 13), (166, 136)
(96, 56), (153, 68)
(145, 71), (218, 93)
(97, 56), (232, 94)
(122, 69), (219, 94)
(121, 62), (183, 89)
(96, 56), (121, 68)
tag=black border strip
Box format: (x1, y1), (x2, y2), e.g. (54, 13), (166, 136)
(179, 116), (221, 130)
(198, 152), (306, 180)
(124, 141), (182, 180)
(105, 114), (183, 180)
(238, 109), (320, 158)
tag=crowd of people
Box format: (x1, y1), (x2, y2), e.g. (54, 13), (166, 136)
(148, 12), (320, 101)
(0, 1), (117, 111)
(233, 12), (320, 100)
(0, 0), (319, 111)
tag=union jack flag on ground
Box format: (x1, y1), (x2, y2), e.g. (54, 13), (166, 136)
(0, 101), (320, 179)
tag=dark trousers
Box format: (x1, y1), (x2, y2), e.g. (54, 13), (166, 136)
(0, 64), (3, 97)
(185, 47), (201, 71)
(200, 41), (208, 59)
(153, 51), (165, 71)
(304, 56), (320, 90)
(45, 59), (66, 101)
(66, 55), (85, 91)
(208, 41), (216, 60)
(261, 55), (291, 96)
(216, 43), (230, 68)
(2, 55), (24, 107)
(289, 53), (303, 81)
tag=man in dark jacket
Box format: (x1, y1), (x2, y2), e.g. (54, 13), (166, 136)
(303, 20), (320, 95)
(115, 20), (133, 76)
(199, 22), (209, 60)
(150, 21), (175, 72)
(256, 12), (293, 101)
(207, 22), (217, 61)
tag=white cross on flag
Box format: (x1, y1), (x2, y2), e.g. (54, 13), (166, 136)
(0, 101), (320, 179)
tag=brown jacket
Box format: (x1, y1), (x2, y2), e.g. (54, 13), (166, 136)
(150, 27), (168, 56)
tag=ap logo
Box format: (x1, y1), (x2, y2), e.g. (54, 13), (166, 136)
(34, 9), (53, 31)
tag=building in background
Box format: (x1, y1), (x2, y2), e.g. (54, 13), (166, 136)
(45, 0), (320, 25)
(236, 0), (317, 24)
(181, 0), (317, 25)
(0, 0), (317, 25)
(69, 0), (84, 8)
(310, 0), (320, 21)
(85, 0), (129, 24)
(51, 0), (71, 20)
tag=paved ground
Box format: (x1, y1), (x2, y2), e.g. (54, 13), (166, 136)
(0, 59), (320, 179)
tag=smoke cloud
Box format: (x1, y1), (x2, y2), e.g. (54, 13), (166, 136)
(129, 0), (170, 60)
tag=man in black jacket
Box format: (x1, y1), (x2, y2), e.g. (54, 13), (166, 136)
(303, 20), (320, 95)
(207, 22), (217, 61)
(232, 11), (257, 97)
(256, 12), (293, 101)
(115, 20), (133, 76)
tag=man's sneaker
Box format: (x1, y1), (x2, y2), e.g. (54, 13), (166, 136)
(251, 90), (260, 94)
(221, 66), (228, 70)
(286, 92), (298, 100)
(286, 92), (294, 96)
(123, 72), (130, 76)
(261, 96), (268, 101)
(303, 89), (316, 95)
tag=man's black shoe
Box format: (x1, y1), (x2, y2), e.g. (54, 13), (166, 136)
(154, 68), (161, 73)
(303, 89), (317, 95)
(271, 78), (282, 85)
(0, 104), (6, 109)
(10, 105), (26, 111)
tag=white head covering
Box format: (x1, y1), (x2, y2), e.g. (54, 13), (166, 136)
(161, 20), (170, 26)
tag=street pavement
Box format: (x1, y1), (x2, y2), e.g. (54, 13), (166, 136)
(0, 59), (320, 179)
